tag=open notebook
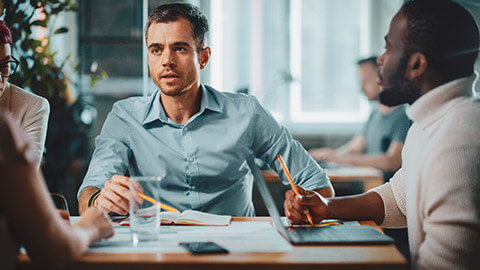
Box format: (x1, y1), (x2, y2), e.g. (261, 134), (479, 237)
(120, 209), (231, 226)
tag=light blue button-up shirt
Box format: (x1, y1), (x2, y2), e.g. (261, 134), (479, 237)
(78, 85), (330, 216)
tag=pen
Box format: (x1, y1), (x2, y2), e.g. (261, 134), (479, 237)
(137, 192), (180, 213)
(277, 154), (314, 225)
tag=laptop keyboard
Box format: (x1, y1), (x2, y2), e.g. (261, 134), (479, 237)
(288, 226), (346, 242)
(286, 225), (393, 244)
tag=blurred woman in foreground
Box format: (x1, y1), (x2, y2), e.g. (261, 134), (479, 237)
(0, 110), (114, 269)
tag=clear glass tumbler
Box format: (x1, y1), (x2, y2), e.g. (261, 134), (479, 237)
(129, 176), (161, 243)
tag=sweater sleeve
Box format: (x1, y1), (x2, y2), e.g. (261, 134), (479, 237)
(371, 168), (407, 228)
(415, 146), (480, 269)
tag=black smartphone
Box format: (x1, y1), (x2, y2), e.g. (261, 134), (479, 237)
(179, 241), (229, 255)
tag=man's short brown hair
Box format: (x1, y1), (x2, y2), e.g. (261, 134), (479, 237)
(146, 3), (209, 51)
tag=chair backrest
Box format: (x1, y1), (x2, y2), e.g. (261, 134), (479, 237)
(50, 193), (70, 214)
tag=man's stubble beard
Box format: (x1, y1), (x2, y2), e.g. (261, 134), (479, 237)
(378, 53), (422, 106)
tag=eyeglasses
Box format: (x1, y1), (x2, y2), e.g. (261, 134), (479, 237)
(0, 56), (19, 78)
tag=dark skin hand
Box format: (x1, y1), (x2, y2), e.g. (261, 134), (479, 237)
(284, 186), (330, 224)
(284, 185), (386, 225)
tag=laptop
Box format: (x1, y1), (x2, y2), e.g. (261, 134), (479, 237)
(247, 157), (393, 245)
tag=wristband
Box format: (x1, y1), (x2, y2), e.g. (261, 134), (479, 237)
(88, 189), (102, 207)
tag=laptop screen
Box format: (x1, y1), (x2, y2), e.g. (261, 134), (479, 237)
(246, 157), (292, 238)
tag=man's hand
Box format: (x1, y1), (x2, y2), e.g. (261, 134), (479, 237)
(284, 185), (330, 225)
(94, 175), (131, 215)
(309, 148), (337, 162)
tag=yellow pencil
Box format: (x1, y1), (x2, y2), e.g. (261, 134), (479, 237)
(137, 192), (180, 213)
(277, 154), (314, 225)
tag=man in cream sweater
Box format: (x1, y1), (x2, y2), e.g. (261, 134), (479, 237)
(0, 21), (49, 167)
(284, 0), (480, 269)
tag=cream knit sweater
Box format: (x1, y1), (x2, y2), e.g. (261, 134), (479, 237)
(372, 75), (480, 269)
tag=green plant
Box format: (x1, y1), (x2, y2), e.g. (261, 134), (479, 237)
(1, 0), (106, 104)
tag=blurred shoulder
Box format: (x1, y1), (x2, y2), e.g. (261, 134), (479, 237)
(7, 83), (50, 113)
(0, 111), (35, 164)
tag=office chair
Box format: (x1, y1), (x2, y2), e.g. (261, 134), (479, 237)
(50, 193), (70, 220)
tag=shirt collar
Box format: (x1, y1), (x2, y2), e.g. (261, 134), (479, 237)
(142, 84), (222, 125)
(142, 89), (164, 125)
(406, 74), (476, 126)
(198, 84), (222, 114)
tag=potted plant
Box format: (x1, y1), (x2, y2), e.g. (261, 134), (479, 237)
(1, 0), (80, 105)
(1, 0), (106, 103)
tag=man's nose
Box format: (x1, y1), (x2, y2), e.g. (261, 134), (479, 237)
(377, 53), (385, 66)
(161, 50), (176, 67)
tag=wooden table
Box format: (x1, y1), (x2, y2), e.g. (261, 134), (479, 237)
(16, 217), (407, 270)
(262, 166), (384, 192)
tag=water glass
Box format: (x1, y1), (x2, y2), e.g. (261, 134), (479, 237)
(129, 176), (161, 243)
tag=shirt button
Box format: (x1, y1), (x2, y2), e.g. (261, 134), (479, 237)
(188, 157), (194, 163)
(184, 127), (188, 132)
(191, 186), (196, 190)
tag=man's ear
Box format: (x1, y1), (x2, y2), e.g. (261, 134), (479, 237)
(199, 47), (211, 70)
(406, 52), (427, 79)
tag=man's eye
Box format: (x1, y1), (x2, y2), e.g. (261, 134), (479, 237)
(151, 48), (160, 54)
(176, 47), (185, 52)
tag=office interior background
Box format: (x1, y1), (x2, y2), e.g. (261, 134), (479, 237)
(3, 0), (479, 214)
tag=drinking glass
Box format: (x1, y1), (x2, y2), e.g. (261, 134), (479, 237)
(129, 176), (162, 243)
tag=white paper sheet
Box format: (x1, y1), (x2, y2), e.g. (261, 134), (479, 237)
(88, 221), (293, 253)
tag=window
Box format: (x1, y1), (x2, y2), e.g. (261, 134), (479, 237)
(290, 0), (368, 123)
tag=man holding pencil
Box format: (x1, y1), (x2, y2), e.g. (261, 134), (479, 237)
(284, 1), (480, 268)
(77, 3), (334, 216)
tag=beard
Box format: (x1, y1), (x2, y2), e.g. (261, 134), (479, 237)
(378, 54), (421, 106)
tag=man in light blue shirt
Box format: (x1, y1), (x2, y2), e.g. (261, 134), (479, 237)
(78, 3), (333, 216)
